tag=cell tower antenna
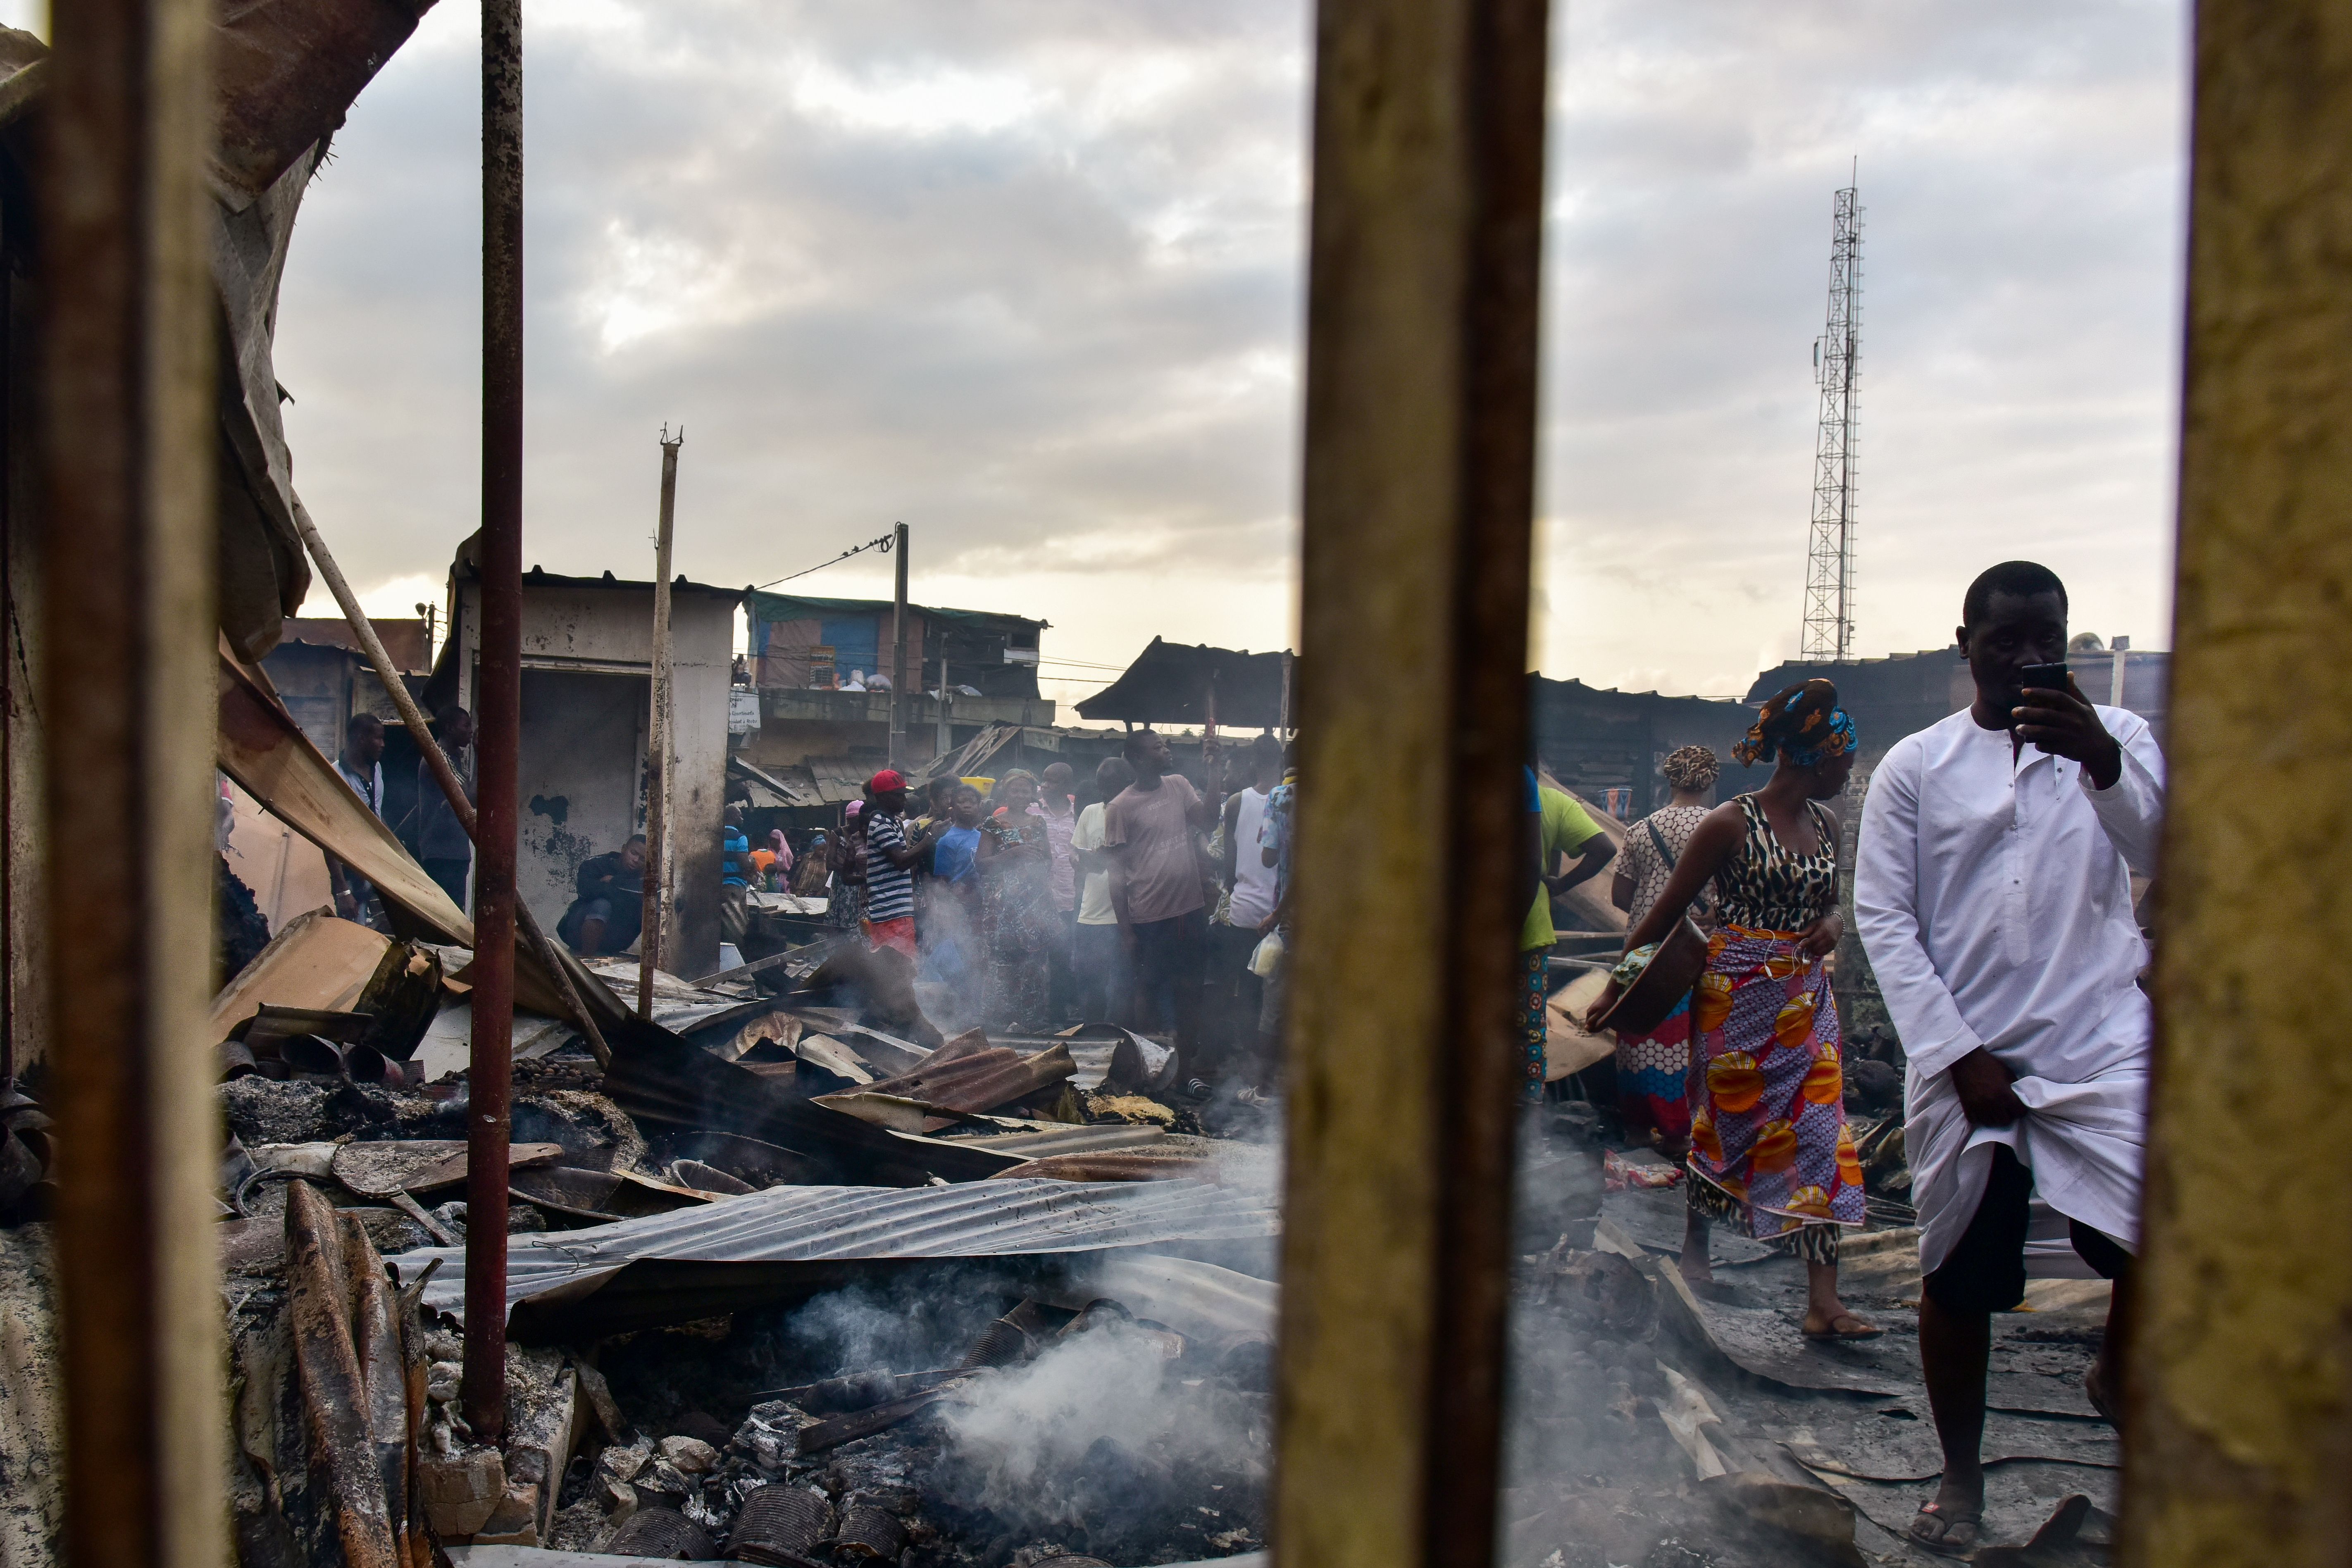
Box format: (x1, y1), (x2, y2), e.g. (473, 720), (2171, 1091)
(1799, 171), (1862, 661)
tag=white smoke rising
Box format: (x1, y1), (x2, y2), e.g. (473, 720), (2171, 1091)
(937, 1319), (1269, 1526)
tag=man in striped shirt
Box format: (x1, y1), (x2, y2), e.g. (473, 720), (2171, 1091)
(860, 769), (946, 963)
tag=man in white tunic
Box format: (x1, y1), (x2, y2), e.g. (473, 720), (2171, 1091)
(1854, 562), (2162, 1556)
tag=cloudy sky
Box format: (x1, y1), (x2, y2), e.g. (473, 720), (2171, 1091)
(7, 0), (2192, 704)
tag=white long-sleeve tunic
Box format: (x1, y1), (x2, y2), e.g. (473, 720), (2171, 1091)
(1854, 705), (2165, 1278)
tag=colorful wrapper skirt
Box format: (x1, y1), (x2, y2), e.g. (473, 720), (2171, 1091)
(1685, 925), (1865, 1244)
(1520, 948), (1549, 1104)
(1616, 995), (1693, 1142)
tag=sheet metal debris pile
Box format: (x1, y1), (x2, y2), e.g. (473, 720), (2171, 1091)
(532, 1260), (1275, 1568)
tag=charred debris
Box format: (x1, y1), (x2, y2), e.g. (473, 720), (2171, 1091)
(0, 898), (2120, 1568)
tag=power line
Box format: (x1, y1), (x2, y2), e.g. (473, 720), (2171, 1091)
(753, 531), (896, 591)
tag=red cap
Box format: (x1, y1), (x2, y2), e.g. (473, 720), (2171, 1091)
(868, 768), (907, 793)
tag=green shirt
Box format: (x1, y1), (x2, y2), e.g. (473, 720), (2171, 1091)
(1522, 787), (1606, 951)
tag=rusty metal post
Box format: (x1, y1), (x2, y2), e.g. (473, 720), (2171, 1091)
(889, 521), (909, 767)
(462, 0), (523, 1441)
(2121, 2), (2352, 1563)
(1272, 2), (1550, 1568)
(39, 0), (226, 1563)
(639, 428), (680, 1016)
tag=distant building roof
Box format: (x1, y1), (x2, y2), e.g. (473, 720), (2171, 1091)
(276, 617), (431, 675)
(1076, 639), (1290, 729)
(1743, 649), (1959, 706)
(744, 590), (1044, 632)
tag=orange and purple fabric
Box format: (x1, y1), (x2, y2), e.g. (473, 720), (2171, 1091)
(1685, 925), (1864, 1237)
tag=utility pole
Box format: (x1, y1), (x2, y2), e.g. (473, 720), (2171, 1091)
(889, 521), (909, 767)
(639, 428), (682, 1017)
(1799, 167), (1862, 662)
(935, 653), (951, 760)
(464, 0), (524, 1442)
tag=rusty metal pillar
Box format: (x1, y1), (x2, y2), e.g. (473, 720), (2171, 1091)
(462, 0), (523, 1441)
(1272, 0), (1551, 1566)
(2122, 2), (2352, 1563)
(38, 0), (225, 1563)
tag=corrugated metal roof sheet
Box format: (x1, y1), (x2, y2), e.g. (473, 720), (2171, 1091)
(390, 1176), (1277, 1327)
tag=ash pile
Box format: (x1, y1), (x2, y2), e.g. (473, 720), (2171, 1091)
(177, 903), (1282, 1568)
(570, 1286), (1271, 1568)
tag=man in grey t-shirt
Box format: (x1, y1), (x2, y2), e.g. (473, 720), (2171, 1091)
(1106, 728), (1222, 1089)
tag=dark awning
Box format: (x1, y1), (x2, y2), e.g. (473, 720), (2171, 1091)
(1075, 639), (1291, 729)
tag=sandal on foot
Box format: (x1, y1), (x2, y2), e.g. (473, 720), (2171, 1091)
(1908, 1501), (1981, 1558)
(1802, 1311), (1884, 1340)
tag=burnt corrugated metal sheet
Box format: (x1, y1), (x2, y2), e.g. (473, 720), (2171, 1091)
(390, 1177), (1279, 1335)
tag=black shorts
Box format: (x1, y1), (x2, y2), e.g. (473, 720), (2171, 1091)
(1921, 1144), (2133, 1313)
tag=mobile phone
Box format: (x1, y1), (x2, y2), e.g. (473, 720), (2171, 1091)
(2017, 662), (2070, 696)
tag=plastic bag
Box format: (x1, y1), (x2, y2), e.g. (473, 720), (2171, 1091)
(1249, 929), (1285, 977)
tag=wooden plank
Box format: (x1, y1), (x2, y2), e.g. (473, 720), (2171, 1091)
(1273, 3), (1551, 1568)
(39, 0), (227, 1563)
(2123, 4), (2352, 1563)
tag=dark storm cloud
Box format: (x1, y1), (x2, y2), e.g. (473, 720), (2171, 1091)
(272, 0), (2185, 701)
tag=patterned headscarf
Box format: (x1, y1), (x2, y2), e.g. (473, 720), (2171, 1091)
(1733, 678), (1857, 768)
(1659, 744), (1721, 791)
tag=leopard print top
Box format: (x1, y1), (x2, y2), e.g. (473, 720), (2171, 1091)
(1713, 794), (1838, 932)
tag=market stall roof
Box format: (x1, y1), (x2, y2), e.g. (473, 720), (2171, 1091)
(745, 590), (1045, 631)
(1075, 638), (1290, 729)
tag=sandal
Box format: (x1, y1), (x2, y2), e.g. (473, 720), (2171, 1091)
(1907, 1501), (1981, 1558)
(1802, 1311), (1884, 1340)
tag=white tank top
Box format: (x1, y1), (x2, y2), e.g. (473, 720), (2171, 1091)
(1227, 787), (1279, 925)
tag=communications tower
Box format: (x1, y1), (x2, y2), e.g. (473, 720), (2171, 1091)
(1799, 172), (1862, 661)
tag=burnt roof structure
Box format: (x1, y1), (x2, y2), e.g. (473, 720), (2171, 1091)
(1075, 638), (1290, 730)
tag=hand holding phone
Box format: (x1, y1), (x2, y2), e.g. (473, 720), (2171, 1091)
(2011, 661), (2124, 787)
(2017, 662), (2070, 695)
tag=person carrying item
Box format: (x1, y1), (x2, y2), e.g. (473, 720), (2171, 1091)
(1106, 728), (1222, 1090)
(1853, 562), (2161, 1557)
(860, 769), (949, 965)
(557, 834), (646, 956)
(1608, 744), (1722, 1148)
(1609, 679), (1874, 1340)
(1520, 770), (1615, 1102)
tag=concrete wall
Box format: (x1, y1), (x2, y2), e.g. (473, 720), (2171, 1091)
(458, 579), (737, 977)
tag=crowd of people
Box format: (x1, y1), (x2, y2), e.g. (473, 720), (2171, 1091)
(345, 558), (2155, 1554)
(792, 732), (1295, 1097)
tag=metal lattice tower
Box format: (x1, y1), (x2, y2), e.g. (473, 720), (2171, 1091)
(1800, 174), (1862, 661)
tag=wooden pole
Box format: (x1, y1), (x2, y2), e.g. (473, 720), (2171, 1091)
(935, 652), (951, 759)
(463, 0), (524, 1442)
(2121, 3), (2352, 1562)
(1273, 1), (1550, 1567)
(39, 0), (225, 1560)
(889, 520), (909, 767)
(289, 509), (611, 1068)
(639, 429), (681, 1017)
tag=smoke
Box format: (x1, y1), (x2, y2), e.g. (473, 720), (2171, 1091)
(930, 1318), (1271, 1551)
